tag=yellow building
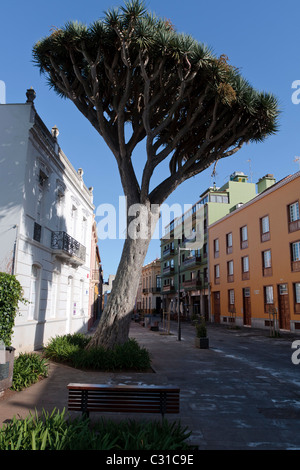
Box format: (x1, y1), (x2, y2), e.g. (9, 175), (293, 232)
(209, 172), (300, 333)
(136, 259), (162, 314)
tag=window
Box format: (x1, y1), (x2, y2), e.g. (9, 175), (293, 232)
(33, 222), (42, 243)
(292, 241), (300, 261)
(214, 264), (220, 284)
(226, 232), (233, 254)
(227, 260), (234, 282)
(291, 241), (300, 272)
(288, 202), (300, 232)
(261, 216), (269, 233)
(38, 169), (48, 188)
(263, 250), (272, 268)
(228, 260), (234, 275)
(264, 285), (274, 312)
(262, 249), (272, 276)
(294, 283), (300, 314)
(214, 238), (219, 258)
(260, 215), (270, 242)
(242, 256), (250, 280)
(71, 205), (78, 238)
(240, 225), (248, 249)
(229, 289), (235, 304)
(242, 256), (249, 272)
(290, 202), (300, 222)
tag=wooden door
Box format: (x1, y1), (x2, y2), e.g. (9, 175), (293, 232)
(243, 288), (251, 326)
(278, 284), (290, 330)
(213, 292), (220, 323)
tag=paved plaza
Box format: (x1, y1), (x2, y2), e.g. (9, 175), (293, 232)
(0, 320), (299, 450)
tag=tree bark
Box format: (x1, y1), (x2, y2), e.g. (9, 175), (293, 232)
(87, 207), (158, 349)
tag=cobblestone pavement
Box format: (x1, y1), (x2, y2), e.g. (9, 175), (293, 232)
(0, 319), (300, 450)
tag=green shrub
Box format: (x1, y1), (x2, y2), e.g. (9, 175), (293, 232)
(44, 334), (151, 371)
(0, 408), (192, 450)
(11, 353), (49, 391)
(43, 333), (90, 362)
(0, 272), (28, 346)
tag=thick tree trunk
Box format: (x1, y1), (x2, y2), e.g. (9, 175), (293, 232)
(87, 234), (153, 350)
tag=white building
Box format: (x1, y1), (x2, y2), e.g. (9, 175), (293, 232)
(0, 89), (96, 353)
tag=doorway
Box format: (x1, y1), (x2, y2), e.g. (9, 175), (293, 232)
(213, 291), (220, 323)
(277, 284), (290, 330)
(243, 287), (251, 326)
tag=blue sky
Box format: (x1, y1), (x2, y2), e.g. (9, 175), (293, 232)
(1, 0), (300, 279)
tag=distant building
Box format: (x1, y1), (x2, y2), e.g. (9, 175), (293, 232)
(209, 172), (300, 333)
(160, 172), (257, 320)
(139, 259), (162, 315)
(102, 274), (115, 310)
(88, 218), (103, 328)
(0, 89), (98, 352)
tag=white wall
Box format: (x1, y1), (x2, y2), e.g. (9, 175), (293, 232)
(0, 102), (95, 353)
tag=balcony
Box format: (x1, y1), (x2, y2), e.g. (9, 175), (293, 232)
(182, 235), (196, 245)
(163, 284), (175, 293)
(51, 231), (86, 265)
(163, 265), (175, 275)
(183, 256), (201, 268)
(162, 247), (174, 258)
(150, 286), (161, 293)
(91, 269), (100, 282)
(182, 279), (202, 290)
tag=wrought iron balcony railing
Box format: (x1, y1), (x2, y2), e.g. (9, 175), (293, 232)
(51, 231), (86, 264)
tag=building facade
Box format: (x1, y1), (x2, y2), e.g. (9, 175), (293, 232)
(160, 172), (257, 321)
(0, 89), (98, 352)
(139, 259), (162, 315)
(209, 172), (300, 333)
(88, 218), (103, 329)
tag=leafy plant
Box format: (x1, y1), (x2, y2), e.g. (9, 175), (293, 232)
(0, 272), (28, 346)
(195, 316), (207, 338)
(43, 334), (151, 371)
(11, 353), (49, 391)
(0, 408), (193, 450)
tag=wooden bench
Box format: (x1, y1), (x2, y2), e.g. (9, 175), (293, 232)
(67, 383), (180, 419)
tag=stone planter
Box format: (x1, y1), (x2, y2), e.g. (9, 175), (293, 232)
(195, 337), (209, 349)
(0, 347), (15, 394)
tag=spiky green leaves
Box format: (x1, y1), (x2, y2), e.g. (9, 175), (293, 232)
(32, 0), (280, 199)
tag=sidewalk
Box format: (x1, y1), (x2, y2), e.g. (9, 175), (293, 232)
(0, 320), (300, 450)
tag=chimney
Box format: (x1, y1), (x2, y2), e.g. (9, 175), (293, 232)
(257, 174), (276, 194)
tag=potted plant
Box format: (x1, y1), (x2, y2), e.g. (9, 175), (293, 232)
(0, 272), (27, 394)
(195, 316), (209, 349)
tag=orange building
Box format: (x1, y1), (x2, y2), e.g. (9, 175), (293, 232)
(209, 172), (300, 333)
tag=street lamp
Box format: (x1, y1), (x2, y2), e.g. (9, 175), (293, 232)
(177, 246), (191, 341)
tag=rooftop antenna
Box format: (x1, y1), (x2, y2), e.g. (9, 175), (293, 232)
(247, 159), (253, 183)
(294, 156), (300, 171)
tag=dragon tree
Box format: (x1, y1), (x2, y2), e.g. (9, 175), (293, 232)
(33, 0), (279, 349)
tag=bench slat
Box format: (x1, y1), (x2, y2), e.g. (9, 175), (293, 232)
(67, 383), (180, 418)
